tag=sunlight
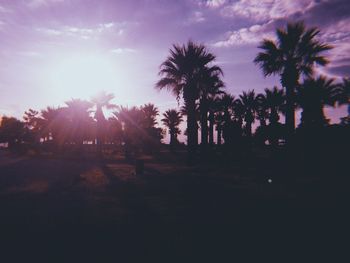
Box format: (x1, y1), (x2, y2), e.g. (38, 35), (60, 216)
(49, 53), (120, 99)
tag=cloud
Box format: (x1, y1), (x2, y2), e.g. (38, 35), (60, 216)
(221, 0), (315, 22)
(111, 48), (136, 54)
(205, 0), (226, 8)
(213, 0), (350, 55)
(316, 17), (350, 78)
(213, 22), (274, 47)
(36, 28), (63, 36)
(27, 0), (65, 8)
(186, 11), (206, 24)
(36, 22), (123, 39)
(327, 65), (350, 77)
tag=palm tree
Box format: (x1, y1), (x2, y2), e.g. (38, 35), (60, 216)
(113, 106), (143, 158)
(265, 86), (285, 125)
(140, 103), (163, 150)
(156, 41), (222, 162)
(65, 99), (93, 145)
(255, 93), (268, 128)
(296, 76), (338, 128)
(141, 103), (159, 129)
(232, 98), (245, 129)
(40, 106), (65, 144)
(264, 86), (285, 146)
(199, 71), (224, 147)
(91, 91), (116, 151)
(213, 97), (225, 146)
(161, 109), (183, 146)
(239, 90), (257, 137)
(254, 21), (332, 140)
(208, 96), (222, 146)
(220, 94), (234, 123)
(215, 93), (235, 146)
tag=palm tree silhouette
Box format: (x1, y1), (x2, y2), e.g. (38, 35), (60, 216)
(91, 91), (116, 152)
(212, 96), (226, 146)
(65, 99), (93, 145)
(141, 103), (159, 129)
(265, 86), (285, 126)
(40, 106), (65, 144)
(217, 94), (234, 144)
(156, 41), (222, 162)
(232, 98), (245, 129)
(208, 96), (223, 146)
(255, 93), (268, 128)
(239, 90), (257, 137)
(296, 76), (338, 128)
(264, 86), (285, 146)
(199, 70), (224, 148)
(254, 21), (332, 140)
(161, 109), (183, 147)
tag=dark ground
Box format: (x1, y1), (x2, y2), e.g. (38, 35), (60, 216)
(0, 150), (348, 262)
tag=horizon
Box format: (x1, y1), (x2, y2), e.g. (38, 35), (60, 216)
(0, 0), (349, 130)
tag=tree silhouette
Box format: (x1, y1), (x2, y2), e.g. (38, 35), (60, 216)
(199, 69), (224, 148)
(232, 98), (245, 129)
(40, 106), (65, 146)
(217, 93), (234, 145)
(296, 76), (338, 128)
(156, 41), (222, 163)
(162, 109), (183, 147)
(91, 91), (116, 152)
(65, 99), (93, 145)
(23, 109), (40, 143)
(141, 103), (159, 129)
(255, 93), (268, 128)
(264, 86), (285, 146)
(254, 21), (332, 140)
(0, 116), (25, 148)
(264, 86), (285, 125)
(212, 96), (225, 146)
(238, 90), (257, 137)
(114, 105), (163, 157)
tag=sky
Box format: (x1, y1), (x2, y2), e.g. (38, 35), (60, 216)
(0, 0), (349, 125)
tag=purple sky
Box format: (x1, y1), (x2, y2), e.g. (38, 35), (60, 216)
(0, 0), (349, 125)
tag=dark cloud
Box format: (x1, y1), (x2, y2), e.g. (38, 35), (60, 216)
(327, 65), (350, 77)
(303, 0), (350, 27)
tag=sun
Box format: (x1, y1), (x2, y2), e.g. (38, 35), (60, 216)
(49, 53), (120, 100)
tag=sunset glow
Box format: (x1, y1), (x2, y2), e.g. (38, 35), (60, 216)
(49, 53), (120, 99)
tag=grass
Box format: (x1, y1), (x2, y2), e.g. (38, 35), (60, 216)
(0, 148), (347, 262)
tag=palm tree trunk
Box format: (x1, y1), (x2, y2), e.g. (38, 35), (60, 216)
(285, 85), (295, 139)
(209, 111), (214, 145)
(282, 67), (298, 142)
(200, 105), (208, 147)
(217, 125), (222, 146)
(186, 98), (197, 163)
(246, 122), (252, 137)
(170, 131), (175, 146)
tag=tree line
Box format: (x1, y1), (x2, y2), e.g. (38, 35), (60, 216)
(1, 21), (350, 162)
